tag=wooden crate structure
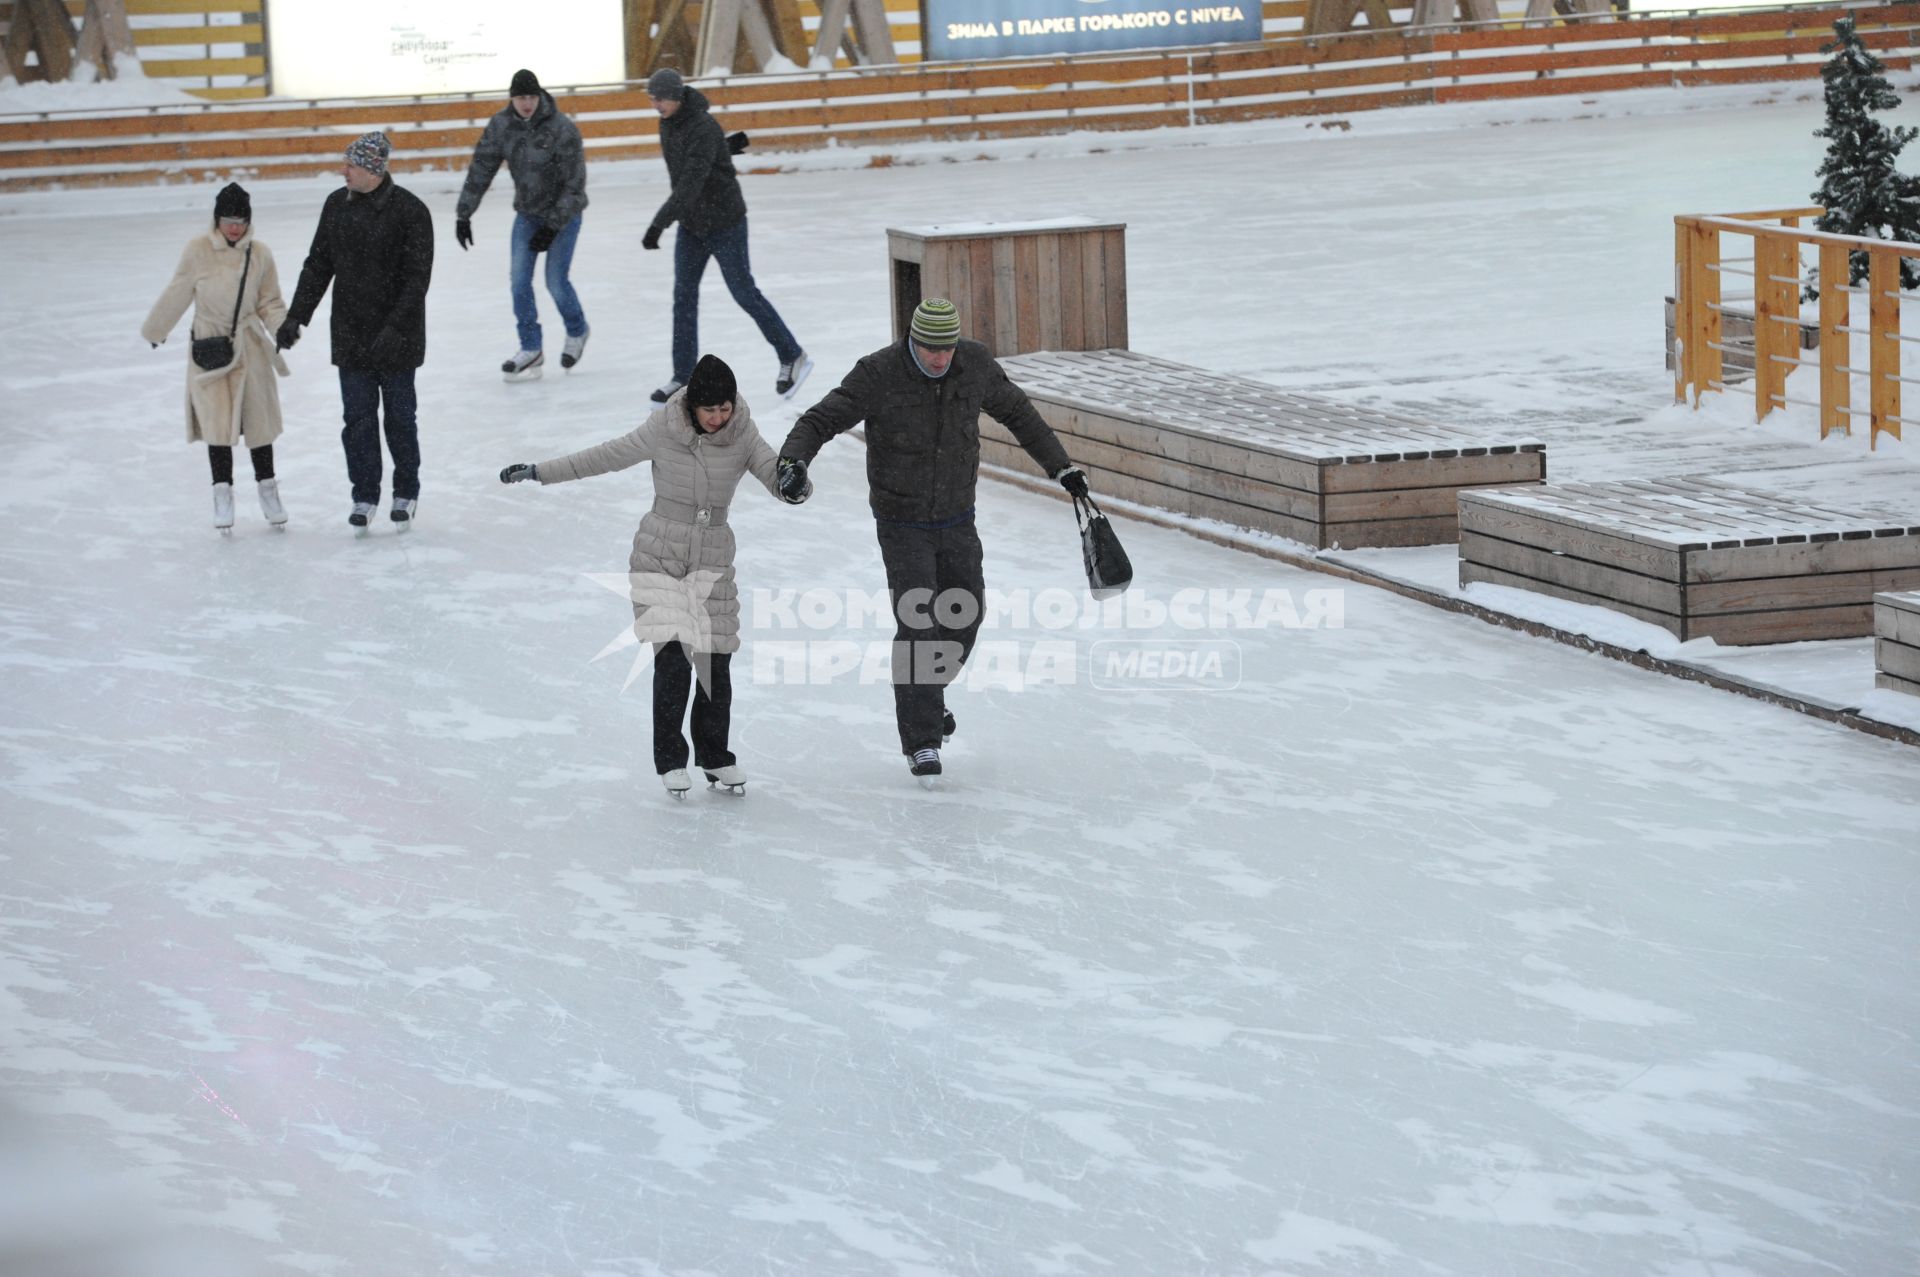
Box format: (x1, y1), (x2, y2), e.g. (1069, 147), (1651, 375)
(1459, 479), (1920, 645)
(887, 219), (1127, 358)
(1876, 590), (1920, 696)
(977, 349), (1545, 549)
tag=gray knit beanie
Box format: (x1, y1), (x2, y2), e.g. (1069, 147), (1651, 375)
(646, 67), (685, 101)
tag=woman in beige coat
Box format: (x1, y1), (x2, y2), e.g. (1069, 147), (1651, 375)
(142, 182), (292, 531)
(500, 354), (810, 798)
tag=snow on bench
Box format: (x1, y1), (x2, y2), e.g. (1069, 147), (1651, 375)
(1876, 590), (1920, 695)
(979, 348), (1546, 549)
(1459, 478), (1920, 645)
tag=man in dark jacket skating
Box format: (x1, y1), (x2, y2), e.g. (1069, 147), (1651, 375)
(777, 298), (1090, 780)
(455, 68), (590, 382)
(280, 131), (435, 530)
(642, 67), (810, 405)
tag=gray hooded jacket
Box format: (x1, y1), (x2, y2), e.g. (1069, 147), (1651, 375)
(456, 92), (589, 230)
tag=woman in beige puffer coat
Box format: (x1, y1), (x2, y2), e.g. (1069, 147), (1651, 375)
(500, 354), (810, 797)
(142, 182), (292, 531)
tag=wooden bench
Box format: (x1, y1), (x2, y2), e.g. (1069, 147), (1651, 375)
(1876, 590), (1920, 695)
(978, 349), (1546, 549)
(1459, 478), (1920, 644)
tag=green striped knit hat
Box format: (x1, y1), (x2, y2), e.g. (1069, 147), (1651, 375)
(909, 298), (961, 348)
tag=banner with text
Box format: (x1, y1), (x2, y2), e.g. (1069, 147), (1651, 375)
(924, 0), (1263, 63)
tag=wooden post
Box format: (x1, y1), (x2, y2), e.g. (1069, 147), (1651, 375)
(766, 0), (811, 67)
(1818, 242), (1851, 439)
(1752, 231), (1794, 422)
(75, 0), (137, 82)
(848, 0), (896, 65)
(1673, 218), (1692, 403)
(7, 0), (80, 82)
(696, 0), (742, 75)
(1870, 250), (1901, 450)
(811, 0), (853, 65)
(1689, 221), (1721, 407)
(0, 39), (14, 85)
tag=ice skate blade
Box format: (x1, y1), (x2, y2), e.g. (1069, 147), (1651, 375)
(707, 781), (746, 796)
(915, 775), (941, 791)
(503, 368), (543, 383)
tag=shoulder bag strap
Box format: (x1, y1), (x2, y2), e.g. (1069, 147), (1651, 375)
(226, 244), (253, 339)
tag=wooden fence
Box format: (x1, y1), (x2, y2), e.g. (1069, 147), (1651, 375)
(2, 2), (1912, 192)
(1, 0), (265, 98)
(1675, 206), (1917, 450)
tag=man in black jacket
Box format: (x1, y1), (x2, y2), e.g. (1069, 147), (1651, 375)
(642, 68), (810, 405)
(777, 298), (1090, 780)
(280, 132), (435, 530)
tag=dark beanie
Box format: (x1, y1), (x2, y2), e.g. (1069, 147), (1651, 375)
(646, 67), (685, 101)
(213, 181), (250, 223)
(509, 68), (540, 98)
(686, 354), (736, 410)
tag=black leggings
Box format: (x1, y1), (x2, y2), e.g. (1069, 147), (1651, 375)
(209, 443), (275, 485)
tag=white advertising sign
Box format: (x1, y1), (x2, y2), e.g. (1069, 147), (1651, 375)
(267, 0), (627, 100)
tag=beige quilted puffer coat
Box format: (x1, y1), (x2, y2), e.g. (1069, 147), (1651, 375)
(536, 392), (790, 653)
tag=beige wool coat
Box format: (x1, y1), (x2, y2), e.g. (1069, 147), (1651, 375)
(141, 228), (291, 448)
(536, 392), (796, 654)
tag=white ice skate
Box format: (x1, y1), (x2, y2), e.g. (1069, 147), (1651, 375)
(561, 328), (589, 371)
(661, 768), (692, 800)
(502, 350), (543, 382)
(212, 481), (235, 532)
(776, 351), (813, 401)
(348, 501), (377, 534)
(256, 477), (287, 528)
(391, 497), (417, 530)
(704, 764), (747, 795)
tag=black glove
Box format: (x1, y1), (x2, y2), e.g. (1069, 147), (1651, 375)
(727, 131), (749, 155)
(1056, 466), (1090, 500)
(528, 224), (557, 254)
(366, 326), (402, 367)
(150, 341), (159, 349)
(275, 319), (301, 351)
(500, 463), (538, 484)
(642, 224), (663, 251)
(455, 217), (474, 251)
(775, 456), (809, 504)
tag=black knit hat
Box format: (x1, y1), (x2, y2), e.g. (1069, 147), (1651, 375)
(509, 68), (540, 98)
(686, 354), (736, 410)
(213, 181), (250, 223)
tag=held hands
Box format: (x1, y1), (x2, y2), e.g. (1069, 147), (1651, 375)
(499, 463), (538, 484)
(775, 456), (809, 504)
(528, 224), (557, 254)
(455, 218), (474, 251)
(641, 224), (664, 251)
(727, 131), (749, 155)
(275, 319), (301, 351)
(1055, 466), (1090, 500)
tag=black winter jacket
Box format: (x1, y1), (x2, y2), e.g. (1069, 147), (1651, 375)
(650, 88), (747, 239)
(781, 339), (1072, 524)
(287, 175), (435, 371)
(455, 92), (589, 230)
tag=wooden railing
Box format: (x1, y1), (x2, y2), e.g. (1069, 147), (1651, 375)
(0, 0), (265, 99)
(1674, 207), (1917, 450)
(1, 2), (1913, 191)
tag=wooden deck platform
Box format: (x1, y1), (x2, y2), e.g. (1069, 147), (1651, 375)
(1459, 478), (1920, 645)
(1876, 591), (1920, 695)
(979, 349), (1546, 549)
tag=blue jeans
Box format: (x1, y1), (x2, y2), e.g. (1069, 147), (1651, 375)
(338, 367), (419, 506)
(672, 218), (800, 383)
(511, 212), (587, 352)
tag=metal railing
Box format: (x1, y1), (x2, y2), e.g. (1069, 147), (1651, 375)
(1674, 207), (1919, 450)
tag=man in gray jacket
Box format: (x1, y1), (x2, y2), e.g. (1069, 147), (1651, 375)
(455, 68), (590, 382)
(776, 298), (1090, 781)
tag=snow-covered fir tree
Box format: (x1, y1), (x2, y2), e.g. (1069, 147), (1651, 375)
(1811, 15), (1920, 293)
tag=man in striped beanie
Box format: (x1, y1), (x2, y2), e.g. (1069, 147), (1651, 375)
(777, 297), (1091, 783)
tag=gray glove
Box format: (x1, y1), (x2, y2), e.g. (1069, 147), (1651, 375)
(499, 463), (538, 484)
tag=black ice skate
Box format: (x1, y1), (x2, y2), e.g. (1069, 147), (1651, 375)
(909, 747), (942, 789)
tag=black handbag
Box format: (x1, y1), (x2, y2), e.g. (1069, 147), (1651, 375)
(1073, 492), (1133, 599)
(191, 244), (251, 371)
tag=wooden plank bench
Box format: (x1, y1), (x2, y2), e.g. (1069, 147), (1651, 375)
(1876, 590), (1920, 695)
(1459, 478), (1920, 644)
(978, 349), (1546, 548)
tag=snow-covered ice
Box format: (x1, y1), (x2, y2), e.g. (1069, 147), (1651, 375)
(2, 80), (1918, 1275)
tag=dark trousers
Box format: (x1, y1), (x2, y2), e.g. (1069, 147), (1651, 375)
(671, 218), (801, 383)
(653, 642), (735, 774)
(338, 367), (420, 506)
(876, 518), (985, 754)
(208, 443), (274, 485)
